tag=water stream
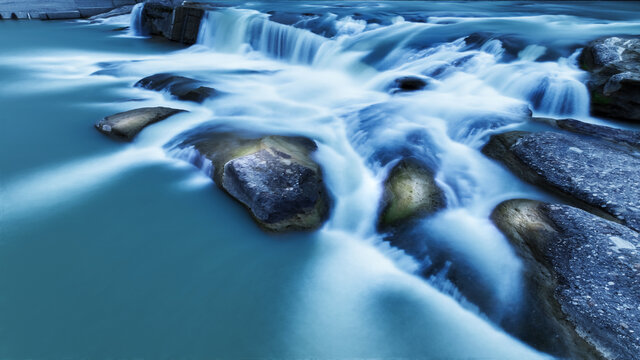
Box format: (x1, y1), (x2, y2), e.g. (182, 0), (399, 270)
(2, 1), (640, 358)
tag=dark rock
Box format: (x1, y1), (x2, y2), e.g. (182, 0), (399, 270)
(482, 130), (640, 231)
(391, 76), (429, 93)
(140, 1), (205, 44)
(580, 36), (640, 122)
(378, 158), (444, 230)
(492, 199), (640, 360)
(95, 106), (185, 141)
(172, 130), (330, 232)
(135, 73), (218, 103)
(534, 117), (640, 150)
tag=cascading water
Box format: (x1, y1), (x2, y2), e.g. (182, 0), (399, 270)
(2, 2), (640, 358)
(128, 2), (146, 37)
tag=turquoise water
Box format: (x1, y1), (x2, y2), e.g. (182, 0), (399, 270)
(1, 2), (639, 358)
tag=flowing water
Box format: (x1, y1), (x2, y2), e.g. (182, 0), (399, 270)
(1, 1), (639, 358)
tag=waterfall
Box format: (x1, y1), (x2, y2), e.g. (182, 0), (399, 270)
(129, 3), (146, 37)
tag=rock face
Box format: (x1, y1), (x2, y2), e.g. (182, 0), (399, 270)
(172, 129), (330, 232)
(580, 36), (640, 122)
(135, 74), (218, 103)
(492, 199), (640, 360)
(378, 158), (444, 229)
(482, 130), (640, 231)
(140, 1), (205, 44)
(0, 0), (142, 20)
(95, 106), (185, 141)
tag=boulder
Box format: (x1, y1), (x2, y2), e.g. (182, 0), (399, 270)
(135, 73), (218, 103)
(492, 199), (640, 360)
(140, 1), (205, 44)
(482, 130), (640, 231)
(378, 158), (444, 230)
(534, 117), (640, 150)
(95, 106), (185, 141)
(580, 36), (640, 122)
(172, 129), (330, 232)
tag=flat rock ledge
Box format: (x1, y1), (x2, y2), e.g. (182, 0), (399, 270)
(482, 129), (640, 232)
(135, 73), (219, 103)
(492, 199), (640, 360)
(95, 106), (185, 141)
(580, 36), (640, 122)
(171, 129), (330, 232)
(0, 0), (142, 20)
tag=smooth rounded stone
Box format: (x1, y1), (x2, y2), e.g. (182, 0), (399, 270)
(378, 158), (444, 230)
(95, 106), (185, 141)
(492, 199), (640, 360)
(482, 130), (640, 232)
(580, 36), (640, 122)
(135, 73), (218, 103)
(390, 76), (429, 93)
(173, 130), (330, 232)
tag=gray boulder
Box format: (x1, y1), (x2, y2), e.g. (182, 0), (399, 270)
(482, 130), (640, 231)
(378, 158), (444, 230)
(534, 117), (640, 150)
(95, 106), (185, 141)
(135, 73), (218, 103)
(492, 199), (640, 360)
(580, 36), (640, 122)
(173, 130), (330, 232)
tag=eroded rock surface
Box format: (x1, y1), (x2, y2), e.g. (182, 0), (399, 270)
(580, 36), (640, 122)
(483, 130), (640, 231)
(171, 129), (330, 232)
(95, 106), (185, 140)
(534, 117), (640, 150)
(492, 199), (640, 360)
(135, 73), (218, 103)
(140, 1), (205, 44)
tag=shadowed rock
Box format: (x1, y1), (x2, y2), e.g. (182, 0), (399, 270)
(135, 73), (218, 103)
(492, 199), (640, 360)
(580, 36), (640, 122)
(390, 76), (429, 93)
(95, 106), (185, 141)
(172, 130), (330, 232)
(482, 130), (640, 231)
(140, 1), (205, 44)
(378, 158), (444, 230)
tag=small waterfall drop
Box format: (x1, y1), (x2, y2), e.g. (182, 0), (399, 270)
(129, 2), (146, 37)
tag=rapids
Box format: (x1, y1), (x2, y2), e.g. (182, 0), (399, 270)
(1, 1), (640, 358)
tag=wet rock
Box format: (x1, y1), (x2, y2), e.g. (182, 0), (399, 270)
(95, 106), (185, 141)
(135, 73), (218, 103)
(492, 199), (640, 360)
(140, 1), (205, 45)
(534, 117), (640, 150)
(378, 158), (444, 230)
(580, 36), (640, 122)
(88, 5), (135, 21)
(482, 130), (640, 231)
(390, 76), (429, 93)
(172, 129), (330, 232)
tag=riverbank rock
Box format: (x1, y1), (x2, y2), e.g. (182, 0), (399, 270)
(95, 106), (185, 141)
(534, 117), (640, 150)
(378, 158), (444, 230)
(492, 199), (640, 360)
(0, 0), (142, 20)
(135, 73), (218, 103)
(482, 130), (640, 231)
(580, 36), (640, 122)
(172, 129), (330, 232)
(140, 1), (205, 44)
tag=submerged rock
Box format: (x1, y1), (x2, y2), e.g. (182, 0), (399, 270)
(95, 106), (185, 141)
(378, 158), (444, 230)
(135, 73), (218, 103)
(580, 36), (640, 122)
(492, 199), (640, 360)
(482, 130), (640, 231)
(390, 76), (429, 93)
(173, 130), (330, 232)
(140, 1), (205, 44)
